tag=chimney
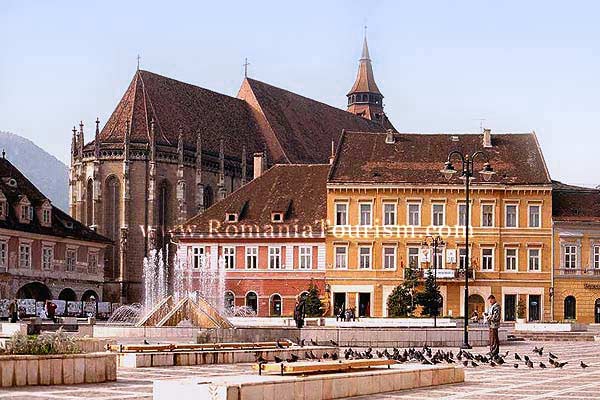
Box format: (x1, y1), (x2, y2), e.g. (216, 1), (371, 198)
(483, 128), (492, 148)
(385, 129), (395, 144)
(329, 140), (335, 165)
(253, 152), (266, 179)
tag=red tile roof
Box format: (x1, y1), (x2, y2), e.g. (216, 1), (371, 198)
(0, 157), (111, 244)
(92, 70), (388, 164)
(552, 181), (600, 222)
(328, 131), (551, 185)
(175, 164), (329, 236)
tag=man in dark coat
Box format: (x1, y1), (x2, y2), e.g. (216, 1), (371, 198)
(294, 298), (306, 329)
(484, 294), (501, 357)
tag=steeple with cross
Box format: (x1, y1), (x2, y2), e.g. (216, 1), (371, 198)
(243, 58), (250, 78)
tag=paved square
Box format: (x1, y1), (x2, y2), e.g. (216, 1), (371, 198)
(1, 341), (599, 399)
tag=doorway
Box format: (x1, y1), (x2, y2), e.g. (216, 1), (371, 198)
(468, 294), (485, 318)
(333, 293), (346, 315)
(528, 295), (541, 321)
(358, 293), (370, 317)
(595, 299), (600, 323)
(504, 294), (516, 321)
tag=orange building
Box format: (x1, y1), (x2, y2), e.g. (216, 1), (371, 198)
(325, 130), (553, 321)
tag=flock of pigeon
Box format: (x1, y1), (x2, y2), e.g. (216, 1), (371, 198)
(257, 340), (591, 371)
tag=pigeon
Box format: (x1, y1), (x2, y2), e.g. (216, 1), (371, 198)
(462, 360), (469, 367)
(323, 352), (330, 359)
(513, 363), (519, 368)
(143, 339), (150, 345)
(555, 361), (568, 368)
(539, 362), (546, 369)
(490, 361), (497, 367)
(548, 352), (558, 360)
(289, 354), (299, 362)
(581, 361), (589, 369)
(330, 340), (338, 347)
(274, 356), (283, 363)
(470, 361), (479, 368)
(515, 353), (522, 361)
(276, 340), (285, 349)
(524, 355), (530, 362)
(256, 355), (267, 363)
(527, 360), (534, 368)
(310, 339), (318, 346)
(331, 352), (339, 360)
(299, 339), (305, 347)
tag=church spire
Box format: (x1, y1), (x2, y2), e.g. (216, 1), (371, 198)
(347, 31), (384, 123)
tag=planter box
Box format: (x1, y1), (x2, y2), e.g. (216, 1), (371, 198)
(0, 352), (116, 387)
(514, 322), (587, 332)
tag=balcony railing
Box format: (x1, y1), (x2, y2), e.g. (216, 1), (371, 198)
(417, 268), (475, 280)
(558, 267), (600, 277)
(559, 267), (582, 276)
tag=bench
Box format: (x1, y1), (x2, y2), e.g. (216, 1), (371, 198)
(254, 358), (396, 376)
(284, 317), (325, 327)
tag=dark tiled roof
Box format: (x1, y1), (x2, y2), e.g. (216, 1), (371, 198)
(97, 70), (267, 160)
(176, 164), (330, 235)
(0, 158), (111, 244)
(328, 131), (551, 185)
(552, 181), (600, 222)
(347, 37), (381, 95)
(238, 78), (387, 164)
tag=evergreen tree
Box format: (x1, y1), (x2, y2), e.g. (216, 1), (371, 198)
(417, 270), (442, 317)
(403, 258), (420, 315)
(304, 283), (323, 317)
(386, 285), (411, 317)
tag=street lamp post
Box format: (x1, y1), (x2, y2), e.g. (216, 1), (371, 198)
(422, 235), (445, 328)
(440, 151), (494, 349)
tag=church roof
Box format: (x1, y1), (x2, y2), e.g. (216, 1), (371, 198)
(92, 70), (387, 164)
(347, 37), (382, 95)
(239, 78), (386, 164)
(328, 131), (552, 185)
(175, 164), (329, 235)
(552, 181), (600, 222)
(0, 157), (111, 244)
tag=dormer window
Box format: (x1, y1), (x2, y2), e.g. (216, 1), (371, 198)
(0, 191), (6, 220)
(42, 209), (51, 225)
(271, 212), (283, 223)
(39, 200), (52, 227)
(225, 213), (238, 223)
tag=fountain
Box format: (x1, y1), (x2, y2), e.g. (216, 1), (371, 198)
(106, 303), (142, 325)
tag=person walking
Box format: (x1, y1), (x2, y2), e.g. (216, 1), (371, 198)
(46, 300), (57, 323)
(484, 294), (501, 357)
(8, 299), (17, 323)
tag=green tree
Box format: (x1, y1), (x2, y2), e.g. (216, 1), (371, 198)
(417, 270), (442, 317)
(304, 283), (323, 317)
(387, 285), (411, 317)
(403, 258), (420, 314)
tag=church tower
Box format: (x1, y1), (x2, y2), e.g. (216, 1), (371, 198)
(347, 34), (385, 123)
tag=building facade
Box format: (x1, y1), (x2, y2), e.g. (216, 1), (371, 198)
(173, 164), (329, 317)
(69, 38), (390, 303)
(552, 181), (600, 323)
(325, 130), (553, 321)
(0, 157), (110, 302)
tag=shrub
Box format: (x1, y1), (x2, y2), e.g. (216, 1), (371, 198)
(304, 283), (323, 317)
(387, 285), (412, 317)
(0, 329), (81, 355)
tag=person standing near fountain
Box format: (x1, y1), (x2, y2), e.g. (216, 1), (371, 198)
(294, 297), (306, 329)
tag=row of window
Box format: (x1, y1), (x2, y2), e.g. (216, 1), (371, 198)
(334, 201), (542, 228)
(333, 245), (543, 272)
(4, 242), (98, 273)
(0, 199), (52, 226)
(563, 245), (600, 269)
(191, 246), (315, 270)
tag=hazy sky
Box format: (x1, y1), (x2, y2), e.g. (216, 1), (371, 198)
(1, 1), (599, 185)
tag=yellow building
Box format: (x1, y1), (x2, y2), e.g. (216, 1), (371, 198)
(552, 182), (600, 323)
(325, 129), (554, 321)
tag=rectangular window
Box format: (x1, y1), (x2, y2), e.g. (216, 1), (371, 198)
(529, 205), (541, 228)
(245, 247), (258, 269)
(88, 252), (98, 273)
(335, 246), (348, 269)
(42, 247), (53, 271)
(458, 204), (468, 226)
(432, 204), (445, 226)
(223, 246), (235, 269)
(359, 203), (372, 226)
(383, 203), (396, 226)
(505, 204), (518, 228)
(0, 241), (6, 267)
(268, 247), (281, 269)
(594, 246), (600, 269)
(529, 248), (541, 271)
(383, 246), (396, 269)
(358, 246), (372, 269)
(66, 250), (76, 272)
(481, 204), (494, 227)
(335, 203), (348, 226)
(431, 247), (444, 268)
(19, 244), (31, 269)
(459, 248), (467, 269)
(299, 246), (312, 269)
(42, 209), (51, 225)
(481, 248), (494, 271)
(564, 245), (577, 269)
(407, 247), (419, 269)
(505, 248), (517, 271)
(407, 203), (421, 226)
(21, 205), (30, 221)
(192, 246), (204, 269)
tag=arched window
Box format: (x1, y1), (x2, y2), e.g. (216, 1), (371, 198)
(564, 296), (576, 320)
(245, 291), (258, 314)
(203, 185), (214, 210)
(85, 179), (93, 226)
(224, 291), (235, 309)
(17, 282), (53, 301)
(270, 294), (282, 316)
(103, 176), (121, 280)
(81, 290), (99, 302)
(59, 288), (77, 302)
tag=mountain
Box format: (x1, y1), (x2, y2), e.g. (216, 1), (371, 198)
(0, 131), (69, 211)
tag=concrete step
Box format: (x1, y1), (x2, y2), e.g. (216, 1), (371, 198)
(514, 331), (597, 341)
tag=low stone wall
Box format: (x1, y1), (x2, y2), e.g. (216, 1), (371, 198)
(0, 352), (117, 387)
(153, 364), (465, 400)
(199, 327), (505, 348)
(118, 346), (337, 368)
(515, 322), (587, 332)
(94, 325), (197, 342)
(75, 337), (116, 353)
